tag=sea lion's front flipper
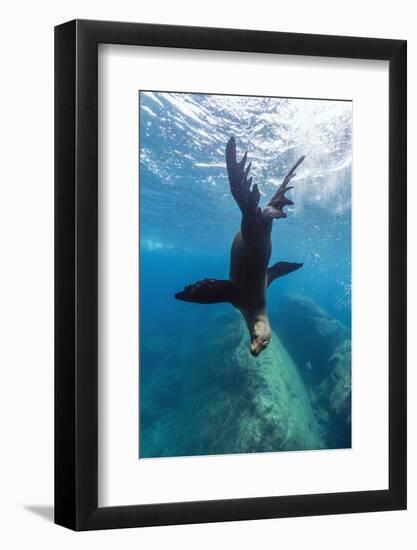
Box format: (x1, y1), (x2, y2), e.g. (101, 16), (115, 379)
(267, 261), (303, 286)
(175, 279), (238, 305)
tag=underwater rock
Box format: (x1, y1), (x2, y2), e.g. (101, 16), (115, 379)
(268, 294), (351, 448)
(317, 340), (352, 418)
(310, 339), (351, 448)
(142, 335), (171, 361)
(140, 313), (324, 457)
(273, 293), (350, 383)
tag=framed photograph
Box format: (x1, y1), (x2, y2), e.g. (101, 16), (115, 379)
(55, 19), (406, 530)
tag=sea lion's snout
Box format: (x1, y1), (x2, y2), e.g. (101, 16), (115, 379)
(249, 319), (271, 357)
(250, 337), (270, 357)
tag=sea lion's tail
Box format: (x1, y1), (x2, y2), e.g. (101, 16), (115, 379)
(263, 155), (305, 219)
(267, 261), (303, 287)
(226, 136), (261, 217)
(175, 278), (238, 305)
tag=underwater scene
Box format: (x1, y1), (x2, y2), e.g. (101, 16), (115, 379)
(139, 91), (352, 458)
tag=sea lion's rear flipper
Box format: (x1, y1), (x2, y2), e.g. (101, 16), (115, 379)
(263, 155), (305, 220)
(226, 137), (261, 218)
(267, 261), (303, 286)
(175, 279), (238, 305)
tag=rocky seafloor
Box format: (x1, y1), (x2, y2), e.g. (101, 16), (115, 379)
(273, 294), (351, 448)
(140, 294), (351, 458)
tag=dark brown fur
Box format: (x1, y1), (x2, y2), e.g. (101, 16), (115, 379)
(175, 137), (304, 356)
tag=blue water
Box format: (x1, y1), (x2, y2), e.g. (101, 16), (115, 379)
(139, 91), (352, 458)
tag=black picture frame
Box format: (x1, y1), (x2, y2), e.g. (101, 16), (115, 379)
(55, 19), (407, 531)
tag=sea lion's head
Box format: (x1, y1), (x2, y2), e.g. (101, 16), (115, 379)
(250, 319), (271, 357)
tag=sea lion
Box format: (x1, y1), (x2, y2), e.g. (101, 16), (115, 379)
(175, 136), (305, 357)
